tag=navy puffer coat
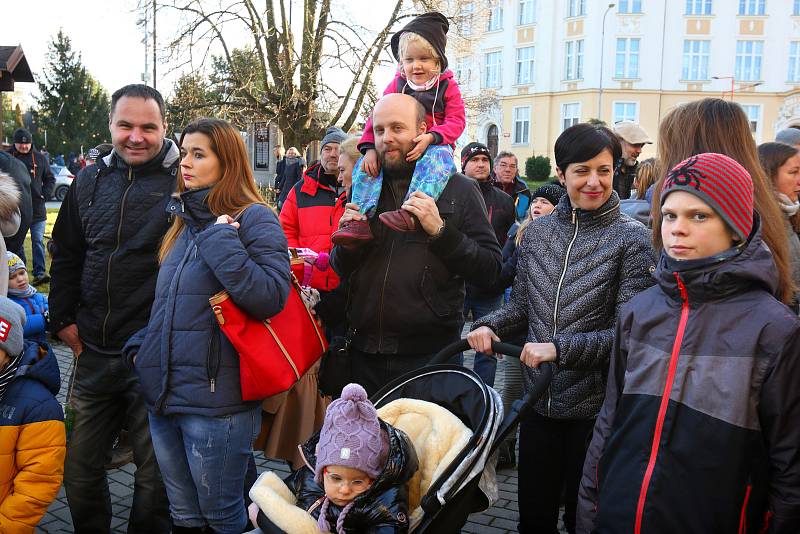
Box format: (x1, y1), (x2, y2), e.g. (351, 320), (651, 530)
(126, 187), (291, 416)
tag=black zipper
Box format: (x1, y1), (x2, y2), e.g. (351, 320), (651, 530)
(102, 166), (134, 346)
(376, 185), (400, 352)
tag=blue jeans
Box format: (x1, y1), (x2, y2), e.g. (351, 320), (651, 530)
(148, 406), (262, 533)
(464, 293), (504, 386)
(29, 219), (46, 277)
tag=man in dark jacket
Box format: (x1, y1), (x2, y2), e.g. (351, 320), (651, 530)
(493, 151), (531, 220)
(612, 121), (652, 200)
(461, 142), (515, 386)
(7, 128), (54, 284)
(331, 94), (502, 396)
(49, 84), (173, 533)
(0, 152), (32, 264)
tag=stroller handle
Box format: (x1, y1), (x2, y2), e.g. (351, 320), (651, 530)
(429, 338), (525, 365)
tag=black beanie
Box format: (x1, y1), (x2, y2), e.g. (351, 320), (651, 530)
(391, 12), (450, 71)
(531, 183), (567, 207)
(13, 128), (32, 144)
(460, 142), (492, 172)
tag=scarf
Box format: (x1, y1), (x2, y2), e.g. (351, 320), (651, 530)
(777, 193), (800, 217)
(8, 284), (36, 299)
(0, 353), (23, 404)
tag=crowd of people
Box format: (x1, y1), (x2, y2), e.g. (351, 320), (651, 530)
(0, 9), (795, 534)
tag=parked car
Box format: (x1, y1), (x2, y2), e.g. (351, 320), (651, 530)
(50, 165), (75, 201)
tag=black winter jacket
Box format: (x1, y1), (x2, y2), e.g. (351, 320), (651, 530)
(465, 180), (516, 301)
(0, 152), (32, 253)
(7, 146), (54, 221)
(474, 192), (656, 419)
(577, 224), (800, 534)
(257, 420), (419, 534)
(49, 140), (179, 351)
(331, 172), (502, 355)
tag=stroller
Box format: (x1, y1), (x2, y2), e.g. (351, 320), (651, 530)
(370, 338), (554, 533)
(249, 338), (553, 534)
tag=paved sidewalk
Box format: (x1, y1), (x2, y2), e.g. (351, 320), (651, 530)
(37, 341), (566, 533)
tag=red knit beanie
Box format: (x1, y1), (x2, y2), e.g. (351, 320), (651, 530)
(661, 153), (754, 241)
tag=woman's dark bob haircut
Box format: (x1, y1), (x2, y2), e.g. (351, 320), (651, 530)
(555, 123), (622, 172)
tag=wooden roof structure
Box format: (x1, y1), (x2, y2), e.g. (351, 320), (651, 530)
(0, 45), (34, 92)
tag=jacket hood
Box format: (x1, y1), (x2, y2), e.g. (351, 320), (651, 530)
(0, 173), (20, 221)
(14, 342), (61, 396)
(555, 189), (622, 228)
(101, 138), (180, 174)
(167, 186), (217, 228)
(300, 420), (419, 496)
(655, 217), (778, 303)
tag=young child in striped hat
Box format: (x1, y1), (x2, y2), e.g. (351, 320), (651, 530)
(578, 153), (800, 533)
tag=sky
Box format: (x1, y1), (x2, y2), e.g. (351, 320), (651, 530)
(5, 0), (399, 109)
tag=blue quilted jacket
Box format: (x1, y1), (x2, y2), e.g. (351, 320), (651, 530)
(125, 187), (291, 416)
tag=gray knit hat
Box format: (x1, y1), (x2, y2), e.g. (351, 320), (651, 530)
(321, 127), (347, 149)
(0, 298), (26, 357)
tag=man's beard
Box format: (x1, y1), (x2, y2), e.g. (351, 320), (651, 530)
(379, 147), (416, 175)
(625, 156), (638, 167)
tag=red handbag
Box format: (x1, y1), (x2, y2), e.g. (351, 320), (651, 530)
(208, 250), (328, 401)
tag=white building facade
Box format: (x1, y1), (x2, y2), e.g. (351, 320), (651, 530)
(450, 0), (800, 167)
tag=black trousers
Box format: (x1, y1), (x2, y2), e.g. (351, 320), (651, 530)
(517, 411), (596, 534)
(63, 348), (171, 533)
(347, 349), (435, 397)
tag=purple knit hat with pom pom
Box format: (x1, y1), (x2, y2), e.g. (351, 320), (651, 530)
(314, 383), (389, 483)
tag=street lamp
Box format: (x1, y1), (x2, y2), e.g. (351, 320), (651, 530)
(598, 3), (616, 121)
(712, 75), (735, 100)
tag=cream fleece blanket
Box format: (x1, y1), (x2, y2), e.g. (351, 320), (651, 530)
(249, 398), (473, 534)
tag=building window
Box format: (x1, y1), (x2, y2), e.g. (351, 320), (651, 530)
(738, 0), (765, 15)
(618, 0), (643, 14)
(613, 102), (639, 123)
(615, 38), (640, 79)
(735, 40), (763, 81)
(568, 0), (586, 17)
(516, 46), (535, 85)
(519, 0), (536, 25)
(564, 39), (584, 80)
(462, 2), (475, 36)
(790, 42), (800, 82)
(561, 103), (581, 131)
(685, 0), (712, 15)
(740, 104), (761, 140)
(682, 40), (710, 80)
(484, 51), (502, 88)
(513, 106), (531, 144)
(455, 57), (472, 85)
(794, 0), (800, 15)
(487, 5), (503, 31)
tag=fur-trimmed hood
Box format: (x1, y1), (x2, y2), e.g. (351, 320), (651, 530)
(0, 173), (21, 222)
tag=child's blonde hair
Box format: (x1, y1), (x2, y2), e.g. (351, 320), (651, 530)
(398, 32), (440, 69)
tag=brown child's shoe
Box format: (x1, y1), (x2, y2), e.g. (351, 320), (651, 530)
(331, 219), (374, 247)
(378, 209), (417, 232)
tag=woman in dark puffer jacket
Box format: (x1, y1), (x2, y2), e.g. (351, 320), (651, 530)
(468, 123), (656, 534)
(577, 153), (800, 534)
(124, 118), (291, 533)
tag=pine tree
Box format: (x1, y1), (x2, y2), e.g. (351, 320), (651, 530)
(32, 30), (111, 155)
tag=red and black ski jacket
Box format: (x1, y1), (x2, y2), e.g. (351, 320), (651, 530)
(577, 223), (800, 534)
(279, 163), (345, 291)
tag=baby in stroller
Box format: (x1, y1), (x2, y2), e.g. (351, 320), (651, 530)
(249, 383), (419, 533)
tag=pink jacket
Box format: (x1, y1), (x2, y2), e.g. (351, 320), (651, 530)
(359, 70), (465, 151)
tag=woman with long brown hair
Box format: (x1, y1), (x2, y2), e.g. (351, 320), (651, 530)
(758, 141), (800, 311)
(652, 98), (794, 304)
(123, 118), (291, 533)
